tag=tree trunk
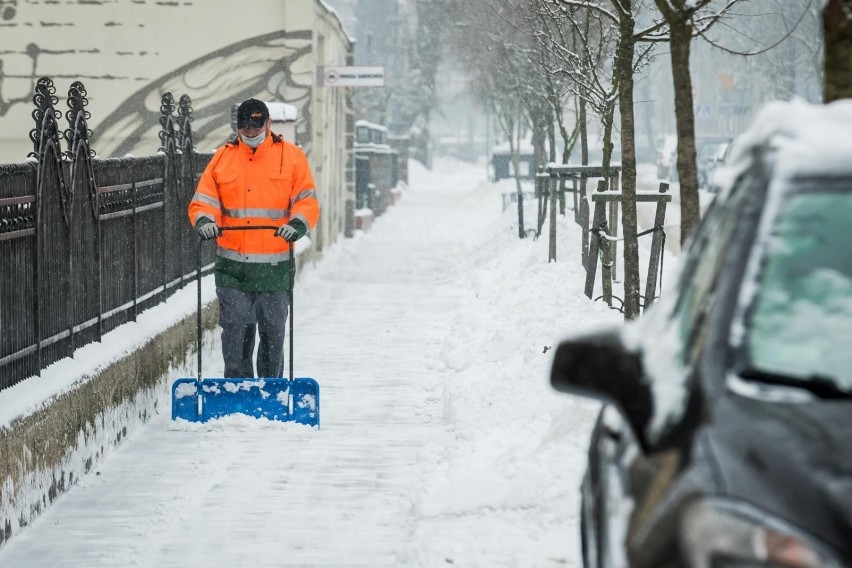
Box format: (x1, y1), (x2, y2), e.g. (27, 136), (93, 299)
(547, 114), (557, 163)
(669, 18), (700, 245)
(615, 2), (641, 320)
(823, 0), (852, 102)
(599, 105), (616, 174)
(531, 104), (548, 179)
(641, 71), (656, 160)
(558, 118), (580, 217)
(510, 116), (526, 238)
(422, 109), (433, 169)
(580, 96), (589, 166)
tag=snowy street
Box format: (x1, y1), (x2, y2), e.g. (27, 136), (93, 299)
(0, 0), (846, 564)
(0, 159), (621, 567)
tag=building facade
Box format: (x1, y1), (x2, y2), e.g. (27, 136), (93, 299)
(0, 0), (355, 254)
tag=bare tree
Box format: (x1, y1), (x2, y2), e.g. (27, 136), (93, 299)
(450, 0), (534, 236)
(527, 0), (583, 169)
(690, 0), (823, 137)
(549, 3), (621, 173)
(604, 0), (660, 319)
(613, 0), (642, 318)
(652, 0), (742, 245)
(354, 0), (460, 167)
(823, 0), (852, 101)
(452, 0), (574, 238)
(535, 0), (660, 318)
(745, 1), (823, 102)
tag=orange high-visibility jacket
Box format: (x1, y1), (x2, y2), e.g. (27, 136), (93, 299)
(188, 134), (320, 267)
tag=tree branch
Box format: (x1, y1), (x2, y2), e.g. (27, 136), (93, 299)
(696, 0), (814, 56)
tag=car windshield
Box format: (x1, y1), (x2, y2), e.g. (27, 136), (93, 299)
(740, 180), (852, 391)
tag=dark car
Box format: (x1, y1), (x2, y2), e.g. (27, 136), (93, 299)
(657, 135), (730, 183)
(698, 139), (732, 191)
(551, 101), (852, 568)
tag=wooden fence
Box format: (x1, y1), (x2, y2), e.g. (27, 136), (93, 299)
(536, 164), (670, 316)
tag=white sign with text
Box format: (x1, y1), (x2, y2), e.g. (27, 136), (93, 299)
(321, 66), (385, 87)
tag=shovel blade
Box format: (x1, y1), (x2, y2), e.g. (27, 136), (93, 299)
(171, 377), (320, 427)
(291, 377), (321, 427)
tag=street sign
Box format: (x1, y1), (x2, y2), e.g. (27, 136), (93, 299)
(718, 72), (735, 92)
(320, 66), (385, 88)
(695, 104), (713, 119)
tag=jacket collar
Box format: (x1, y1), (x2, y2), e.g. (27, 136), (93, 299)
(236, 131), (276, 157)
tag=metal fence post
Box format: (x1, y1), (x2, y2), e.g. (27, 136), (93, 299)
(0, 78), (217, 390)
(159, 92), (179, 292)
(177, 94), (196, 288)
(28, 77), (71, 372)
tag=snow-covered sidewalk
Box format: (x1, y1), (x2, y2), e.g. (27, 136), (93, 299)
(0, 158), (620, 567)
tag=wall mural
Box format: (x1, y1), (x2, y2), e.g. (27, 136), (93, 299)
(0, 0), (17, 22)
(0, 42), (39, 119)
(95, 30), (315, 157)
(0, 2), (318, 161)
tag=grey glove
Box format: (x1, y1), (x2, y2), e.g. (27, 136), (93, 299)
(275, 223), (299, 242)
(196, 221), (219, 240)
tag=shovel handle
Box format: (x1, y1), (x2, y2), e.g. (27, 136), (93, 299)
(217, 225), (281, 232)
(289, 246), (295, 382)
(219, 225), (298, 382)
(196, 223), (295, 382)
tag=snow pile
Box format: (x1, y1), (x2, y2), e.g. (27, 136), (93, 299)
(725, 98), (852, 182)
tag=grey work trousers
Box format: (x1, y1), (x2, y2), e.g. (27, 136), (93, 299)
(216, 286), (290, 379)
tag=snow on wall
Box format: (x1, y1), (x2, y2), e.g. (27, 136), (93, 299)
(1, 382), (163, 544)
(0, 302), (216, 551)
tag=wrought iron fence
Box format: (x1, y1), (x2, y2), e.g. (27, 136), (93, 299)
(0, 77), (214, 391)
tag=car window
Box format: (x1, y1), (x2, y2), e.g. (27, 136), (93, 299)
(639, 173), (752, 443)
(671, 174), (750, 366)
(740, 182), (852, 389)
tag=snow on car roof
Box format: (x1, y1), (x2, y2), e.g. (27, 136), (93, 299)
(625, 99), (852, 442)
(727, 98), (852, 179)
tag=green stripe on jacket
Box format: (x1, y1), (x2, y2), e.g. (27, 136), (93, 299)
(214, 255), (293, 292)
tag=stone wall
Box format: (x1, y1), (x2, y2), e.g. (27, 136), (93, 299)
(0, 301), (218, 550)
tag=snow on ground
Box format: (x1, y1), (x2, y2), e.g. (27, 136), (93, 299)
(0, 157), (624, 567)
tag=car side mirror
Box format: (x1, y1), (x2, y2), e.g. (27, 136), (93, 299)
(550, 329), (652, 452)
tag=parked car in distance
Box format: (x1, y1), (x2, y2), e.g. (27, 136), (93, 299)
(657, 135), (733, 185)
(551, 100), (852, 568)
(698, 139), (732, 190)
(655, 134), (678, 180)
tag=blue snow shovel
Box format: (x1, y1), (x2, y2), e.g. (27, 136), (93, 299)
(171, 226), (320, 427)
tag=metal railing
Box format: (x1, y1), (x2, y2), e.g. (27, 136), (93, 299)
(0, 78), (214, 391)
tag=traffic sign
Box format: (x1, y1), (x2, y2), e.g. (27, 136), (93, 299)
(320, 66), (385, 87)
(695, 104), (713, 119)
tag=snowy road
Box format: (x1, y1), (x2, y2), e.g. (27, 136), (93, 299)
(0, 159), (619, 567)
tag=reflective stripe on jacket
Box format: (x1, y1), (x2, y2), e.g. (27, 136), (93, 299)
(187, 134), (320, 291)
